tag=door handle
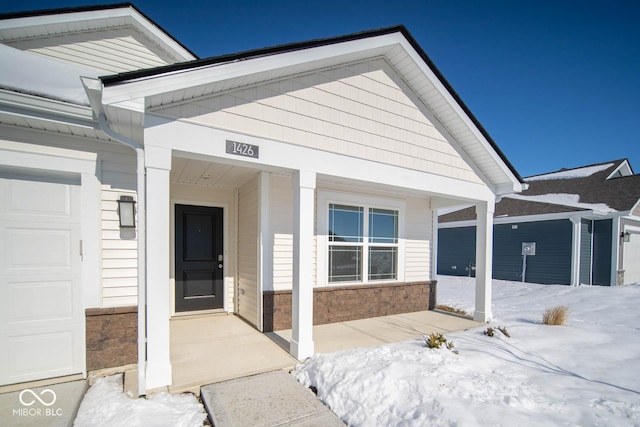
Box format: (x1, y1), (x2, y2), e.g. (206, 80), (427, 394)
(218, 263), (223, 269)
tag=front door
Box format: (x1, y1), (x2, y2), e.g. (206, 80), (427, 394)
(175, 204), (224, 312)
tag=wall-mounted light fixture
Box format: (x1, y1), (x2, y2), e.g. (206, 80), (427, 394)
(118, 195), (136, 228)
(621, 231), (631, 243)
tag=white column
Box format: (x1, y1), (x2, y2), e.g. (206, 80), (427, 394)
(144, 146), (172, 390)
(610, 217), (621, 286)
(431, 208), (439, 282)
(291, 170), (315, 360)
(257, 171), (271, 332)
(474, 200), (495, 322)
(570, 217), (581, 286)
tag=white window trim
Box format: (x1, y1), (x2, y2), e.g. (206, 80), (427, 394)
(317, 190), (405, 287)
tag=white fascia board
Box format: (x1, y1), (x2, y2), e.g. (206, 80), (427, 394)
(126, 8), (196, 61)
(145, 115), (496, 204)
(438, 211), (583, 229)
(0, 7), (195, 62)
(438, 210), (631, 229)
(396, 37), (522, 193)
(607, 159), (632, 179)
(0, 89), (94, 121)
(0, 89), (97, 130)
(101, 35), (397, 105)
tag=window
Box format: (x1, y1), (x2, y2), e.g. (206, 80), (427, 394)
(327, 203), (400, 283)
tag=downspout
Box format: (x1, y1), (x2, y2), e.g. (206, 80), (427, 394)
(81, 77), (147, 397)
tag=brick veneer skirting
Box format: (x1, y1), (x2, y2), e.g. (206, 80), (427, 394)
(263, 281), (436, 332)
(85, 306), (137, 371)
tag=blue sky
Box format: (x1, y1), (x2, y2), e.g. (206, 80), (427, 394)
(3, 0), (639, 177)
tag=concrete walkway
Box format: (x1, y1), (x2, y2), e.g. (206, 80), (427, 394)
(196, 310), (479, 426)
(201, 371), (345, 426)
(170, 310), (479, 393)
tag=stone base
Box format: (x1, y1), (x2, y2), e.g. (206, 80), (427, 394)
(85, 306), (137, 371)
(263, 281), (436, 332)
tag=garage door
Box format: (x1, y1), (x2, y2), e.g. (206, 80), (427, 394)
(0, 171), (84, 385)
(623, 232), (640, 285)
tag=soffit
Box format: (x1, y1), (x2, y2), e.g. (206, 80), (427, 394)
(171, 157), (261, 189)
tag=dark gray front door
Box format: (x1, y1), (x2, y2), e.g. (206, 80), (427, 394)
(175, 204), (224, 312)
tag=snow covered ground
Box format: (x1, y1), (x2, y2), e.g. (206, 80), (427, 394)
(293, 276), (640, 426)
(74, 374), (206, 427)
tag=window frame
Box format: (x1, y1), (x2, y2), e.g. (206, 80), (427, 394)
(318, 190), (405, 286)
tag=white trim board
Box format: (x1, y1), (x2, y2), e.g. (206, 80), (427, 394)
(145, 117), (497, 204)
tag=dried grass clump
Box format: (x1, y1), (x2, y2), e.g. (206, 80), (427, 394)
(436, 304), (468, 316)
(542, 305), (569, 326)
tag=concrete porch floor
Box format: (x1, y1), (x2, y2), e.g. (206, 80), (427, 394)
(170, 310), (480, 393)
(170, 314), (298, 393)
(267, 310), (481, 354)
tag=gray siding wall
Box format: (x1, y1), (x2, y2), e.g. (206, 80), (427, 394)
(493, 221), (572, 284)
(437, 227), (476, 277)
(438, 219), (573, 285)
(592, 219), (612, 285)
(579, 219), (593, 285)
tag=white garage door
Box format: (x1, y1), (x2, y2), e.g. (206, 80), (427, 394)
(623, 232), (640, 285)
(0, 171), (84, 385)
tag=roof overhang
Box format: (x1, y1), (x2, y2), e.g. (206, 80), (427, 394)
(98, 26), (524, 194)
(0, 3), (196, 63)
(439, 209), (632, 229)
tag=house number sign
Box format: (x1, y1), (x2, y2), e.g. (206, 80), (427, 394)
(226, 140), (259, 159)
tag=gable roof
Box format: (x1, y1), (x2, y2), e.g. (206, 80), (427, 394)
(0, 3), (197, 66)
(97, 25), (524, 193)
(440, 159), (640, 222)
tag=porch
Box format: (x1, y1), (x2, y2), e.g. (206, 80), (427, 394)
(169, 310), (480, 393)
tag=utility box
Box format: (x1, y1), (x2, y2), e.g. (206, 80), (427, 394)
(522, 242), (536, 256)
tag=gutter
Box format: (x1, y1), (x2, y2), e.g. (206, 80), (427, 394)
(81, 77), (147, 397)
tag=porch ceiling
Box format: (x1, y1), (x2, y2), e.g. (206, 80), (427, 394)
(171, 157), (261, 189)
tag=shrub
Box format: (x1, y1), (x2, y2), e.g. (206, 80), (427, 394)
(436, 304), (468, 316)
(542, 305), (569, 326)
(424, 332), (455, 350)
(497, 326), (510, 338)
(484, 326), (510, 338)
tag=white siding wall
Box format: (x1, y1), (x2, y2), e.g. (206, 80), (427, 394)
(270, 175), (294, 291)
(157, 58), (482, 183)
(6, 27), (177, 73)
(404, 196), (432, 282)
(100, 150), (138, 307)
(237, 176), (259, 326)
(170, 183), (237, 312)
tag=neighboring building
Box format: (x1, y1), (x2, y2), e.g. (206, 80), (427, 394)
(0, 4), (523, 392)
(439, 159), (640, 286)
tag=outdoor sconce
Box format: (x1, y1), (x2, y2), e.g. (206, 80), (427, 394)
(118, 195), (136, 228)
(621, 231), (631, 243)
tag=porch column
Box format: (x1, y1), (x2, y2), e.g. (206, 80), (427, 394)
(474, 200), (495, 322)
(570, 217), (581, 286)
(144, 146), (172, 389)
(291, 170), (315, 360)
